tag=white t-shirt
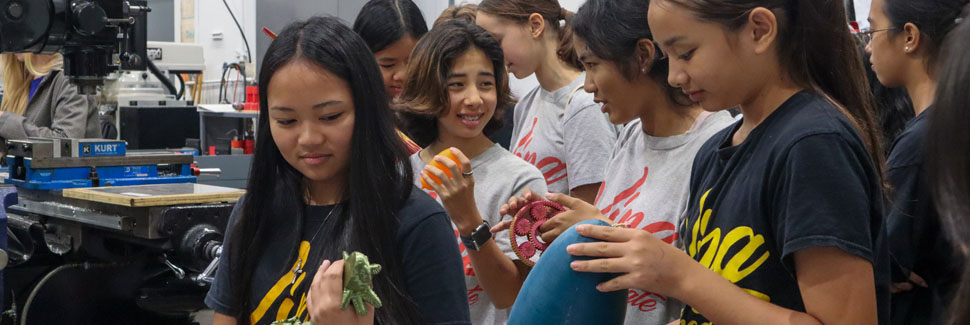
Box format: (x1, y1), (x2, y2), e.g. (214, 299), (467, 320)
(509, 73), (620, 194)
(409, 144), (548, 325)
(593, 111), (735, 325)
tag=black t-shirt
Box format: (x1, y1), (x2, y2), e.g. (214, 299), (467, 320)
(885, 107), (960, 324)
(681, 91), (890, 324)
(205, 187), (471, 324)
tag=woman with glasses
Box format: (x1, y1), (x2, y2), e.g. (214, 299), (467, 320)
(865, 0), (969, 323)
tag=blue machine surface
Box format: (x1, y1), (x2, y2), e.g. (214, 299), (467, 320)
(4, 138), (197, 190)
(509, 219), (627, 325)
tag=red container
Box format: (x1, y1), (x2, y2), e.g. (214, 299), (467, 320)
(244, 139), (255, 154)
(244, 86), (259, 111)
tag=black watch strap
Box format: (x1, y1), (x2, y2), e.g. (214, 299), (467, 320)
(460, 220), (492, 251)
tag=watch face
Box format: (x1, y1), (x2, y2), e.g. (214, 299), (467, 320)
(471, 221), (492, 249)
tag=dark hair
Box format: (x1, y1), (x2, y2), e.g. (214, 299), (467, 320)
(929, 8), (970, 324)
(228, 16), (419, 324)
(396, 19), (514, 146)
(434, 3), (479, 27)
(571, 0), (692, 108)
(478, 0), (583, 70)
(353, 0), (429, 53)
(853, 33), (914, 150)
(663, 0), (886, 186)
(884, 0), (969, 75)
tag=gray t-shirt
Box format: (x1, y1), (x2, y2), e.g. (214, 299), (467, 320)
(509, 73), (620, 194)
(593, 111), (734, 325)
(409, 144), (548, 325)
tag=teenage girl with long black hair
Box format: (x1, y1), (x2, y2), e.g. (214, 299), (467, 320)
(864, 0), (968, 323)
(559, 1), (892, 323)
(353, 0), (427, 101)
(353, 0), (428, 151)
(205, 16), (469, 325)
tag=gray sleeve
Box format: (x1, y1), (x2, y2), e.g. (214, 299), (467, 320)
(561, 102), (617, 190)
(0, 72), (93, 139)
(494, 168), (548, 261)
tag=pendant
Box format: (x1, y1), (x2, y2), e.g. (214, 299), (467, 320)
(291, 258), (303, 285)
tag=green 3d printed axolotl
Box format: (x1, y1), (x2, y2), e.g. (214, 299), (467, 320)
(341, 251), (382, 315)
(271, 251), (382, 325)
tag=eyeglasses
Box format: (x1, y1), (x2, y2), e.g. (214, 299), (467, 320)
(856, 27), (894, 44)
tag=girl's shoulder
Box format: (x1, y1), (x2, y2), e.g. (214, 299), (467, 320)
(758, 91), (866, 151)
(396, 186), (449, 230)
(515, 85), (545, 109)
(562, 86), (600, 117)
(474, 145), (543, 179)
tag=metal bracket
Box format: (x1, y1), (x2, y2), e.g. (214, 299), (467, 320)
(8, 200), (133, 232)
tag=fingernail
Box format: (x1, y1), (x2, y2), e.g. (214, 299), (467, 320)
(570, 261), (579, 269)
(577, 225), (587, 232)
(566, 244), (576, 253)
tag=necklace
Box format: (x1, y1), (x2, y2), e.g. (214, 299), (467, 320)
(290, 203), (341, 285)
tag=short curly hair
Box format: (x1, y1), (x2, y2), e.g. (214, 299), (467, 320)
(396, 19), (514, 146)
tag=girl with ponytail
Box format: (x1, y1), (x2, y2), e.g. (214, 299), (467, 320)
(565, 1), (891, 324)
(864, 0), (969, 323)
(475, 0), (619, 204)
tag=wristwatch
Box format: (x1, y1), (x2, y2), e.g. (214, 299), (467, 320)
(460, 220), (492, 251)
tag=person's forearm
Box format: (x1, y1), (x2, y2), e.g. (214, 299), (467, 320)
(466, 240), (525, 309)
(448, 205), (526, 309)
(213, 313), (237, 325)
(675, 262), (821, 325)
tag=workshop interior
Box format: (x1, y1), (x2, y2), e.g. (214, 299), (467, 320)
(1, 0), (254, 323)
(0, 0), (946, 324)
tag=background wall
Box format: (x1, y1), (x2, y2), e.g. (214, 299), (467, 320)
(171, 0), (257, 83)
(252, 0), (455, 77)
(146, 0), (175, 42)
(179, 0), (872, 96)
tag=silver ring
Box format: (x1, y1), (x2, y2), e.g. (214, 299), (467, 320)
(462, 171), (474, 177)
